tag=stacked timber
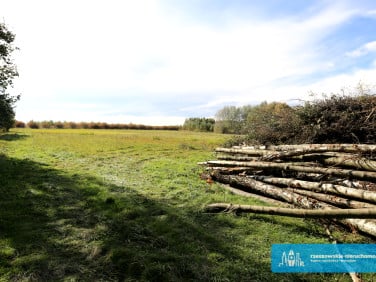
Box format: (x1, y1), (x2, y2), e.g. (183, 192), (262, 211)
(199, 144), (376, 237)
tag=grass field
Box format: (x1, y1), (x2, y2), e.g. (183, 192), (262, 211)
(0, 129), (374, 281)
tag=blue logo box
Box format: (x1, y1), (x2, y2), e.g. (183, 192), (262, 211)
(272, 244), (376, 273)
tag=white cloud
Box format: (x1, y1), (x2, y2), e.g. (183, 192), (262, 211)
(2, 0), (376, 124)
(346, 41), (376, 57)
(365, 9), (376, 17)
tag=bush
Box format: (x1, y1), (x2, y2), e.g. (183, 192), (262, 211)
(27, 120), (39, 129)
(14, 120), (25, 128)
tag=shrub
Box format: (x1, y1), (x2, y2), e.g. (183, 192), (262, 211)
(40, 120), (54, 129)
(14, 120), (25, 128)
(27, 120), (39, 129)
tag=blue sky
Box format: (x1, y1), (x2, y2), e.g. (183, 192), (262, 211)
(2, 0), (376, 125)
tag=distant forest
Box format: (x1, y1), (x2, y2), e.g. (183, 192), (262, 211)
(14, 120), (180, 131)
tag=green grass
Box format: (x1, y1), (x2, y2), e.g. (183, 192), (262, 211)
(0, 129), (374, 281)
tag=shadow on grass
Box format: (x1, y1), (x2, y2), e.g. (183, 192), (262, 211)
(0, 155), (229, 281)
(0, 133), (29, 142)
(0, 154), (335, 281)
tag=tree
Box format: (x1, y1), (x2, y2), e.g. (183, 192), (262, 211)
(0, 22), (19, 131)
(183, 117), (215, 132)
(245, 102), (301, 144)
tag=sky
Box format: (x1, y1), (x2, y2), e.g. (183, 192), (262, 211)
(2, 0), (376, 125)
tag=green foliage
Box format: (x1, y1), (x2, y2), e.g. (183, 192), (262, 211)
(246, 102), (301, 144)
(182, 117), (215, 132)
(214, 105), (253, 134)
(0, 94), (18, 131)
(0, 23), (19, 131)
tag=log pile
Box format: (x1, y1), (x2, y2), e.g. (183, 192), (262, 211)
(199, 144), (376, 237)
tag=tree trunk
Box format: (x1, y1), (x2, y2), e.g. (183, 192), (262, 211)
(254, 176), (376, 204)
(206, 160), (376, 181)
(204, 203), (376, 218)
(216, 153), (318, 167)
(215, 147), (275, 156)
(204, 166), (256, 174)
(286, 188), (376, 209)
(210, 171), (324, 209)
(322, 157), (376, 172)
(220, 184), (291, 207)
(216, 154), (257, 161)
(259, 144), (376, 153)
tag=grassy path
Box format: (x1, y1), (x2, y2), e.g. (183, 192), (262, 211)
(0, 129), (373, 281)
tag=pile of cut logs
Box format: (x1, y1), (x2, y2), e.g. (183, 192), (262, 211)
(199, 144), (376, 238)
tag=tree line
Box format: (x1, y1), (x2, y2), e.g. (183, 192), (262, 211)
(14, 120), (180, 131)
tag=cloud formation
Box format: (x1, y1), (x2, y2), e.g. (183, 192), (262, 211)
(347, 41), (376, 57)
(2, 0), (376, 124)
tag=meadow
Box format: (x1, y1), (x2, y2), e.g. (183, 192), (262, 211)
(0, 129), (374, 281)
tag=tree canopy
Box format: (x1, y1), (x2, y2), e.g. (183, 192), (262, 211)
(0, 22), (19, 131)
(182, 117), (215, 132)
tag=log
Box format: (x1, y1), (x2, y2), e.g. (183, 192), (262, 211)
(217, 151), (376, 171)
(216, 154), (318, 167)
(215, 148), (275, 156)
(286, 188), (376, 209)
(346, 218), (376, 239)
(249, 144), (376, 153)
(209, 172), (376, 237)
(206, 160), (376, 181)
(322, 157), (376, 172)
(254, 176), (376, 204)
(205, 167), (256, 174)
(219, 184), (291, 207)
(204, 203), (376, 219)
(210, 171), (325, 209)
(267, 152), (355, 161)
(216, 154), (256, 161)
(204, 144), (376, 238)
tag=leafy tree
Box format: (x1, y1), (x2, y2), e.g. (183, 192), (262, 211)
(183, 117), (215, 132)
(245, 102), (301, 144)
(214, 105), (256, 134)
(0, 22), (19, 131)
